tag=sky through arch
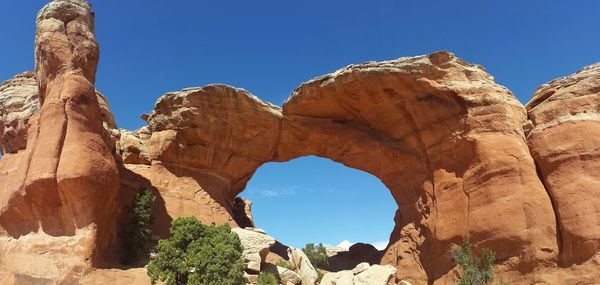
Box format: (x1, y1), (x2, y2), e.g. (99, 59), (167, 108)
(240, 156), (397, 250)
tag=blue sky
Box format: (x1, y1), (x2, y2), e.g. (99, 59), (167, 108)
(1, 1), (599, 249)
(242, 156), (394, 249)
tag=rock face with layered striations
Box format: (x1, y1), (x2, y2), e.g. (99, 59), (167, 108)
(526, 63), (600, 267)
(137, 52), (560, 283)
(0, 71), (117, 156)
(0, 71), (39, 155)
(233, 227), (276, 273)
(0, 0), (119, 282)
(144, 84), (283, 198)
(288, 248), (319, 285)
(1, 1), (600, 284)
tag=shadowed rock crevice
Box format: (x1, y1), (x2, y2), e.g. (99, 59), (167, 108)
(531, 155), (565, 266)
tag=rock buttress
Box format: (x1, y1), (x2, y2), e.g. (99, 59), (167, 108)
(0, 0), (119, 282)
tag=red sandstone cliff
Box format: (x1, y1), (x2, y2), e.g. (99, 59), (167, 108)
(0, 0), (599, 284)
(0, 0), (119, 282)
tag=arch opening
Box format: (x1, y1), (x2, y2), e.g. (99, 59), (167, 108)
(238, 155), (397, 271)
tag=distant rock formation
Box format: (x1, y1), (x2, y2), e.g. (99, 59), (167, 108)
(0, 0), (600, 284)
(0, 72), (38, 154)
(328, 243), (383, 272)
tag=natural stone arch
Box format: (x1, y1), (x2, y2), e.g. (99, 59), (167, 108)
(138, 51), (558, 283)
(3, 1), (600, 283)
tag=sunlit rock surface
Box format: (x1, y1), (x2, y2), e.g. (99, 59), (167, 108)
(1, 0), (600, 283)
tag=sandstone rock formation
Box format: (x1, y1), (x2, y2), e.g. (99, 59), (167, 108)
(288, 248), (319, 285)
(526, 62), (600, 267)
(232, 197), (255, 228)
(135, 52), (560, 283)
(78, 268), (151, 285)
(233, 227), (277, 273)
(116, 127), (150, 164)
(328, 243), (382, 272)
(0, 0), (119, 282)
(320, 270), (355, 285)
(1, 0), (600, 284)
(326, 246), (347, 257)
(321, 262), (397, 285)
(235, 229), (313, 285)
(262, 263), (302, 285)
(353, 264), (397, 285)
(0, 71), (117, 156)
(0, 72), (38, 155)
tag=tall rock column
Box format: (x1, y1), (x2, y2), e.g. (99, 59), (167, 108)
(0, 0), (119, 282)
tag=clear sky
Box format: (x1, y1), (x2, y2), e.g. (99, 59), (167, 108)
(1, 0), (599, 249)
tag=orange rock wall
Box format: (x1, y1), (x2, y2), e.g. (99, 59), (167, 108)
(526, 63), (600, 267)
(0, 1), (599, 284)
(136, 54), (570, 283)
(0, 0), (119, 281)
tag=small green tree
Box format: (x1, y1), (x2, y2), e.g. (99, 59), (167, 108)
(147, 216), (245, 285)
(122, 188), (156, 264)
(451, 238), (495, 285)
(302, 243), (329, 268)
(257, 272), (277, 285)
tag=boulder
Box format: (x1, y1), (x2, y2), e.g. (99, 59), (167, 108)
(288, 248), (319, 285)
(320, 270), (354, 285)
(277, 267), (302, 285)
(243, 272), (258, 284)
(232, 227), (276, 273)
(352, 262), (371, 275)
(320, 263), (396, 285)
(262, 263), (302, 285)
(118, 127), (151, 164)
(353, 264), (397, 285)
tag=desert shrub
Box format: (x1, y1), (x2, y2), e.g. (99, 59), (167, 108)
(275, 259), (292, 270)
(257, 272), (278, 285)
(316, 269), (324, 282)
(147, 216), (245, 285)
(122, 188), (156, 264)
(451, 238), (495, 285)
(302, 243), (329, 268)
